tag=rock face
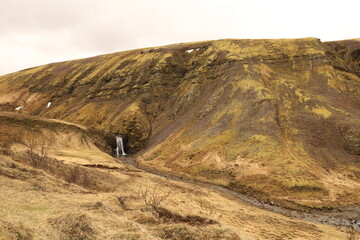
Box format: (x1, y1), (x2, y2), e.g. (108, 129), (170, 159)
(1, 38), (360, 208)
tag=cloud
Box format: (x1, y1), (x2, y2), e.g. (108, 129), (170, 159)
(0, 0), (359, 75)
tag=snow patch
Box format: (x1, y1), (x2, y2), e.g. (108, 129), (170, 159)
(46, 102), (51, 108)
(185, 48), (200, 54)
(15, 106), (23, 111)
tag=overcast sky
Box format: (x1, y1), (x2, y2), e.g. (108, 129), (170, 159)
(0, 0), (359, 76)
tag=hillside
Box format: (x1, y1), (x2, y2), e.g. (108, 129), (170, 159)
(0, 112), (349, 239)
(1, 37), (360, 213)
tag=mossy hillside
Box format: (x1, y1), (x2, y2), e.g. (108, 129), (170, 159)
(1, 38), (360, 209)
(142, 39), (360, 207)
(204, 38), (325, 62)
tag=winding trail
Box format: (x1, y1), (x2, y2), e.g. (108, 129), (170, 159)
(116, 156), (360, 230)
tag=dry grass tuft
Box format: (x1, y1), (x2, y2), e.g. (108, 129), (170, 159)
(198, 198), (223, 221)
(109, 232), (141, 240)
(0, 156), (32, 180)
(132, 212), (159, 225)
(154, 207), (218, 226)
(65, 165), (82, 187)
(346, 227), (360, 240)
(48, 213), (96, 240)
(0, 221), (33, 240)
(156, 224), (241, 240)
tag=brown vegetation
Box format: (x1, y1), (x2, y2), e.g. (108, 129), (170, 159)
(24, 134), (48, 169)
(16, 150), (120, 191)
(346, 227), (360, 240)
(49, 214), (95, 240)
(137, 187), (171, 209)
(156, 225), (241, 240)
(153, 207), (218, 226)
(0, 221), (33, 240)
(1, 38), (360, 239)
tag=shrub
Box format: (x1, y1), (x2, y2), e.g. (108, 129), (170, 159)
(65, 166), (81, 188)
(198, 199), (223, 221)
(137, 187), (170, 209)
(24, 135), (48, 169)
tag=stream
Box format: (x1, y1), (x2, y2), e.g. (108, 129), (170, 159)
(116, 156), (360, 230)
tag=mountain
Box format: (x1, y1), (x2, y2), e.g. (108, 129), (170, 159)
(1, 37), (360, 213)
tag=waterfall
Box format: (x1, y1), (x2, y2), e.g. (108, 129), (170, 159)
(116, 136), (126, 156)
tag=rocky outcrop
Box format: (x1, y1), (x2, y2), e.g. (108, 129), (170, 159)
(107, 102), (151, 153)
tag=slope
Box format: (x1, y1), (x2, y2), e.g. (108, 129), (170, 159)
(0, 38), (360, 210)
(0, 114), (348, 239)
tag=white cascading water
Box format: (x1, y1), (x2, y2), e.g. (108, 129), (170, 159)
(116, 136), (126, 156)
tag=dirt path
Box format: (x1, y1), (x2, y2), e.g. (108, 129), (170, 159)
(116, 155), (360, 230)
